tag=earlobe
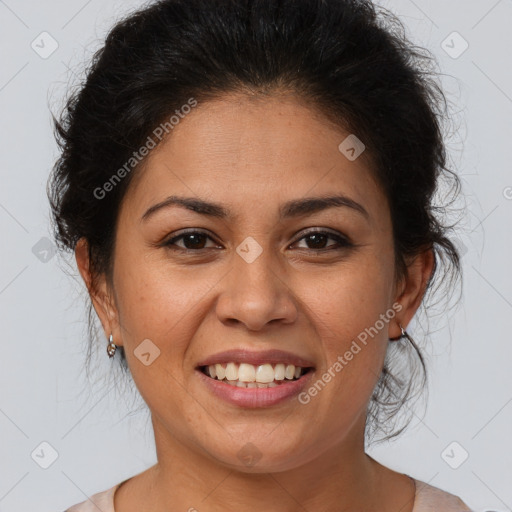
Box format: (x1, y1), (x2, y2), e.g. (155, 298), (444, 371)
(75, 237), (120, 344)
(389, 323), (406, 342)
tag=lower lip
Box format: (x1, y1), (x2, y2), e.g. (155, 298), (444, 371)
(196, 368), (315, 408)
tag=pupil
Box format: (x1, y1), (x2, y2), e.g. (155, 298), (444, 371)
(307, 233), (327, 249)
(185, 234), (205, 249)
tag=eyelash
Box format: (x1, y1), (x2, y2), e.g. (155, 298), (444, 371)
(162, 228), (353, 253)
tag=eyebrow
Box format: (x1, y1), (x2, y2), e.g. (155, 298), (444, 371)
(140, 194), (370, 223)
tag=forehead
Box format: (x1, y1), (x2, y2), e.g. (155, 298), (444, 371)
(120, 93), (388, 226)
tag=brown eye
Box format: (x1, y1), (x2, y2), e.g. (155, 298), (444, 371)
(293, 230), (352, 251)
(164, 230), (219, 251)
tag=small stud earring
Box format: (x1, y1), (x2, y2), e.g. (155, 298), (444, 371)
(106, 333), (117, 358)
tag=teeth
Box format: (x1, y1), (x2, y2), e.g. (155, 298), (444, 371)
(203, 362), (307, 384)
(225, 362), (238, 381)
(215, 363), (225, 380)
(256, 363), (275, 383)
(285, 365), (295, 379)
(274, 363), (285, 380)
(238, 363), (256, 382)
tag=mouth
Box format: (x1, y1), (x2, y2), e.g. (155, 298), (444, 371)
(197, 362), (315, 388)
(194, 349), (317, 407)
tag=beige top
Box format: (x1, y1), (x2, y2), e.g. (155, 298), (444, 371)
(64, 476), (474, 511)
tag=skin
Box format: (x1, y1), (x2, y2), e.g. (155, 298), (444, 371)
(76, 91), (434, 512)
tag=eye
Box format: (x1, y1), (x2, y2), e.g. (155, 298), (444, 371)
(291, 229), (352, 251)
(163, 230), (220, 251)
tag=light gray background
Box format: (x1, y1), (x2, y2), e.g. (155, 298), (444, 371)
(1, 1), (511, 511)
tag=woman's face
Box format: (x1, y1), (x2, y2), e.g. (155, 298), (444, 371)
(81, 93), (425, 472)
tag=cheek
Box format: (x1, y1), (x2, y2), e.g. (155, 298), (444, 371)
(306, 255), (393, 338)
(301, 255), (393, 389)
(112, 257), (210, 412)
(113, 250), (217, 358)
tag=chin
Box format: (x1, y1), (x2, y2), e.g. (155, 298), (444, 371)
(203, 435), (312, 473)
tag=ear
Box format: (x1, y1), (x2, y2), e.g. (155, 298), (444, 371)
(389, 247), (435, 340)
(75, 237), (123, 347)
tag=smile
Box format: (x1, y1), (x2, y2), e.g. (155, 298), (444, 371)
(196, 363), (315, 408)
(199, 362), (312, 388)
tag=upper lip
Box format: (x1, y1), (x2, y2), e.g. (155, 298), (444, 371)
(196, 349), (316, 369)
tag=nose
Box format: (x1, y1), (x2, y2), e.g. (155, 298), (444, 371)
(215, 247), (298, 331)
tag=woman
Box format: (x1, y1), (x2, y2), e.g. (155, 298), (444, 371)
(48, 0), (474, 510)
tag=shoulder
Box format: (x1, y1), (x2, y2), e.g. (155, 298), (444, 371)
(64, 482), (122, 512)
(411, 478), (473, 512)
